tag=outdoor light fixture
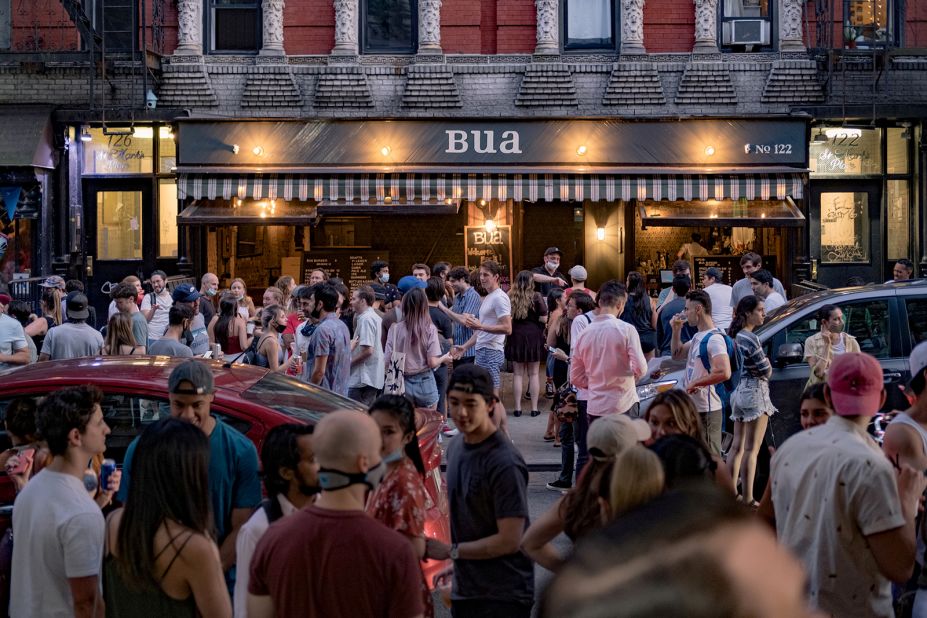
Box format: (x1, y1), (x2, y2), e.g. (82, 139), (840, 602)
(384, 196), (392, 204)
(596, 227), (606, 241)
(380, 146), (391, 156)
(252, 146), (264, 156)
(576, 145), (587, 156)
(704, 146), (715, 156)
(478, 198), (486, 206)
(232, 144), (240, 154)
(485, 218), (496, 233)
(79, 125), (92, 142)
(812, 130), (828, 143)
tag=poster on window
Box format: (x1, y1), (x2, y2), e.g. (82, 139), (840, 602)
(820, 192), (869, 263)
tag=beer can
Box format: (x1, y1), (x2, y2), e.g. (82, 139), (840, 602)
(212, 343), (222, 358)
(100, 458), (116, 492)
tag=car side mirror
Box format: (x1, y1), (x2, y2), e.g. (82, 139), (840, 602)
(776, 343), (804, 366)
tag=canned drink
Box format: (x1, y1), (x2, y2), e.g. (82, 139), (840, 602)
(212, 343), (222, 358)
(100, 459), (116, 493)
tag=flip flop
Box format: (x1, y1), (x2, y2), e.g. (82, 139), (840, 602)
(543, 434), (556, 441)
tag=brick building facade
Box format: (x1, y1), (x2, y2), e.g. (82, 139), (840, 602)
(0, 0), (925, 316)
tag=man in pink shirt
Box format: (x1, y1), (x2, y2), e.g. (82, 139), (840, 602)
(570, 281), (648, 475)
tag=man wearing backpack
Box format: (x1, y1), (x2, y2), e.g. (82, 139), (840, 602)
(234, 424), (318, 618)
(671, 290), (734, 456)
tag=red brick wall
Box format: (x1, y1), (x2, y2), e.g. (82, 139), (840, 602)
(11, 2), (80, 52)
(496, 0), (537, 54)
(443, 0), (483, 54)
(645, 0), (694, 52)
(283, 0), (335, 55)
(905, 0), (927, 48)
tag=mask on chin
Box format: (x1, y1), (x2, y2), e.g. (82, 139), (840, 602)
(298, 482), (322, 497)
(382, 448), (404, 465)
(274, 323), (287, 333)
(206, 288), (217, 297)
(317, 461), (386, 492)
(135, 293), (144, 305)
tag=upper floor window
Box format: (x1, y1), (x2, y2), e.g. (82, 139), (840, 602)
(721, 0), (772, 50)
(362, 0), (417, 54)
(209, 0), (261, 53)
(843, 0), (897, 48)
(563, 0), (616, 50)
(83, 0), (136, 52)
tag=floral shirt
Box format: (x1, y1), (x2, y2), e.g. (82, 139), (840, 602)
(366, 457), (433, 618)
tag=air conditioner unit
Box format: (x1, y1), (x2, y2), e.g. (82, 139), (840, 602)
(722, 19), (771, 46)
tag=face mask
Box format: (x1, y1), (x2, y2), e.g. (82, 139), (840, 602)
(233, 293), (243, 301)
(206, 288), (217, 297)
(274, 323), (287, 333)
(317, 461), (386, 492)
(135, 293), (144, 305)
(298, 482), (322, 497)
(379, 273), (390, 283)
(546, 261), (558, 271)
(382, 448), (404, 465)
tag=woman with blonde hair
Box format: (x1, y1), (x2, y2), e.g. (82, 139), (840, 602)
(603, 446), (664, 522)
(103, 312), (146, 356)
(504, 269), (548, 418)
(230, 278), (256, 320)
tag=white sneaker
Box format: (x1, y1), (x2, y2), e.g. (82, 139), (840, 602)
(442, 426), (460, 438)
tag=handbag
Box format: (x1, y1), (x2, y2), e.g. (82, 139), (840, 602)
(553, 382), (578, 423)
(384, 350), (406, 396)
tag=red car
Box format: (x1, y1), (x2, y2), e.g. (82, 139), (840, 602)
(0, 356), (450, 585)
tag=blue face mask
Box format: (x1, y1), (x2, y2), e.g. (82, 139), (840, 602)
(382, 448), (404, 465)
(379, 273), (390, 283)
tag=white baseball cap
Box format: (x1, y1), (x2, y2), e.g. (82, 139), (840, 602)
(910, 340), (927, 388)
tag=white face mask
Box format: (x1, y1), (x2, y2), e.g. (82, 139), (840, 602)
(546, 261), (559, 271)
(379, 273), (390, 283)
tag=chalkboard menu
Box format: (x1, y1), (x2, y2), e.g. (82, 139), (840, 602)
(694, 255), (777, 287)
(302, 250), (390, 291)
(464, 226), (513, 288)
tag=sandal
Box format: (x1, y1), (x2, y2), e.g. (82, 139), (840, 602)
(543, 433), (556, 442)
(553, 441), (561, 448)
(513, 410), (523, 417)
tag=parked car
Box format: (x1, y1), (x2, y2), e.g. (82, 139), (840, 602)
(637, 280), (924, 448)
(0, 356), (451, 585)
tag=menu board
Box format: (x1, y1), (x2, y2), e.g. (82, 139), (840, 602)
(464, 225), (513, 289)
(694, 255), (777, 287)
(302, 250), (390, 290)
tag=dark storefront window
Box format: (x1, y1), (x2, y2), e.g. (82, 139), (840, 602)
(721, 0), (772, 49)
(563, 0), (615, 50)
(362, 0), (416, 53)
(210, 0), (261, 53)
(312, 218), (373, 248)
(843, 0), (897, 48)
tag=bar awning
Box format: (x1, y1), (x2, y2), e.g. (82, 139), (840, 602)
(177, 172), (805, 203)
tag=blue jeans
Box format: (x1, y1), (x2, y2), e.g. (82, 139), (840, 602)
(558, 421), (575, 485)
(404, 370), (439, 408)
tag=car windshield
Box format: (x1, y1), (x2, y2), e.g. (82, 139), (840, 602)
(240, 373), (363, 422)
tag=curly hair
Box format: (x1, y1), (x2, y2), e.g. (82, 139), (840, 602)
(508, 270), (537, 321)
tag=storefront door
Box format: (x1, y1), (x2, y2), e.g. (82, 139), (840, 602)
(83, 179), (153, 324)
(810, 181), (882, 288)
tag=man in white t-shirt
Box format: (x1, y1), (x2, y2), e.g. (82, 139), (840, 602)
(749, 269), (786, 313)
(671, 290), (731, 455)
(453, 260), (511, 431)
(730, 253), (786, 307)
(701, 267), (733, 331)
(348, 286), (384, 407)
(140, 269), (173, 346)
(11, 385), (112, 617)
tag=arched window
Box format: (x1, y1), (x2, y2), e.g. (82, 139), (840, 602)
(563, 0), (617, 51)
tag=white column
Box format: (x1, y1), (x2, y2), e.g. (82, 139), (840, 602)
(175, 0), (202, 55)
(779, 0), (806, 52)
(620, 0), (646, 54)
(534, 0), (559, 55)
(418, 0), (443, 54)
(260, 0), (286, 55)
(332, 0), (359, 55)
(693, 0), (719, 53)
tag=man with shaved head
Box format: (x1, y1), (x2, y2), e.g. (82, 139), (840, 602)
(247, 411), (424, 618)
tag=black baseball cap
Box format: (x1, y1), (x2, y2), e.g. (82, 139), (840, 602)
(544, 247), (563, 258)
(65, 292), (90, 320)
(447, 364), (497, 401)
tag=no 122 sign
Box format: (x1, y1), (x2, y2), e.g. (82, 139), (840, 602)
(744, 143), (793, 155)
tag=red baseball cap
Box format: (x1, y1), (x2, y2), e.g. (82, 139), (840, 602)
(827, 352), (884, 417)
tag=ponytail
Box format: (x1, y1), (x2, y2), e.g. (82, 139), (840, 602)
(368, 394), (426, 475)
(729, 295), (761, 338)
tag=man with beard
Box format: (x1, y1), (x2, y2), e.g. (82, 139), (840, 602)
(234, 424), (319, 617)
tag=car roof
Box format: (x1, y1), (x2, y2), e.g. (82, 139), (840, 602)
(2, 356), (271, 395)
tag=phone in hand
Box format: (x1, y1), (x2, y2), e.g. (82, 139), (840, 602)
(7, 448), (35, 475)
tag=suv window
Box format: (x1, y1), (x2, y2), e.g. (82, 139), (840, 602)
(784, 299), (891, 360)
(906, 298), (927, 345)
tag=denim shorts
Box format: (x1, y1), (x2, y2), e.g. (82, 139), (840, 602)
(404, 370), (439, 409)
(475, 348), (505, 389)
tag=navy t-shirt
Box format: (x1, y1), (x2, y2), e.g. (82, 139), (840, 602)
(446, 430), (534, 604)
(117, 416), (261, 543)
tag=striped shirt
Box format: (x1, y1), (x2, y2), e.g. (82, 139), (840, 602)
(452, 287), (481, 357)
(735, 329), (771, 379)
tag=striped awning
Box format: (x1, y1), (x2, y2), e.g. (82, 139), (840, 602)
(177, 172), (805, 203)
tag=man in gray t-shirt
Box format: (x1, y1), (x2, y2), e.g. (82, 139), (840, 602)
(148, 306), (194, 358)
(302, 285), (351, 397)
(39, 293), (103, 361)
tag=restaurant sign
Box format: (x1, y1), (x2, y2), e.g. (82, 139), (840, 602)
(178, 119), (808, 169)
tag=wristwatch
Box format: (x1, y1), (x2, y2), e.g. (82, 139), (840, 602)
(449, 543), (459, 560)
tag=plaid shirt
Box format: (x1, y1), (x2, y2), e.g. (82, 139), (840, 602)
(452, 287), (481, 357)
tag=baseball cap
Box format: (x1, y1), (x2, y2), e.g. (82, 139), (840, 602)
(0, 293), (11, 306)
(171, 283), (200, 303)
(909, 341), (927, 391)
(544, 247), (563, 258)
(826, 352), (884, 417)
(64, 291), (90, 320)
(568, 265), (588, 281)
(39, 275), (66, 290)
(168, 360), (215, 395)
(397, 275), (427, 295)
(447, 364), (497, 402)
(587, 414), (652, 461)
(705, 267), (723, 281)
